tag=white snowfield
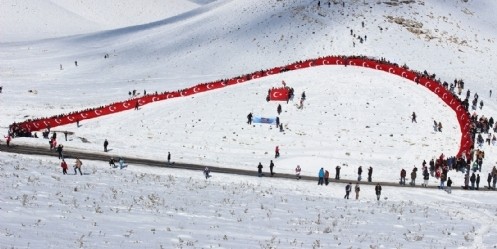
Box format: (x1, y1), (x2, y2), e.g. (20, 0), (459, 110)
(1, 0), (497, 248)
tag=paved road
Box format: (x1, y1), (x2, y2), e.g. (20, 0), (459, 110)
(0, 143), (491, 191)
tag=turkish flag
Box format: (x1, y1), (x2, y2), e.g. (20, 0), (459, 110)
(269, 88), (289, 101)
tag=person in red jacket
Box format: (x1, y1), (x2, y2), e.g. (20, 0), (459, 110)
(4, 134), (11, 147)
(60, 159), (68, 175)
(275, 146), (280, 158)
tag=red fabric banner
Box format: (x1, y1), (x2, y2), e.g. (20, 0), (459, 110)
(11, 56), (472, 159)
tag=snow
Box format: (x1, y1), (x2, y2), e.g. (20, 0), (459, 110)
(1, 0), (497, 247)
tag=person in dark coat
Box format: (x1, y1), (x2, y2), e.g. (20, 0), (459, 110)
(367, 166), (373, 182)
(335, 165), (341, 180)
(357, 166), (363, 181)
(400, 169), (406, 185)
(56, 144), (64, 159)
(344, 182), (352, 199)
(269, 160), (275, 176)
(167, 152), (171, 165)
(104, 139), (109, 152)
(109, 157), (116, 168)
(470, 173), (476, 190)
(324, 170), (330, 185)
(277, 104), (282, 115)
(446, 177), (452, 194)
(257, 162), (263, 177)
(375, 183), (382, 201)
(247, 112), (253, 124)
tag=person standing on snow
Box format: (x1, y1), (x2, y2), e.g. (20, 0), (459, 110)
(400, 168), (406, 185)
(274, 146), (280, 158)
(411, 112), (417, 123)
(410, 168), (417, 186)
(375, 183), (382, 201)
(357, 166), (363, 181)
(344, 182), (352, 199)
(119, 157), (125, 169)
(109, 157), (116, 168)
(56, 144), (64, 159)
(167, 152), (171, 165)
(295, 165), (302, 180)
(446, 177), (452, 194)
(74, 158), (83, 175)
(247, 112), (253, 125)
(104, 139), (109, 152)
(367, 166), (373, 182)
(324, 169), (330, 185)
(60, 159), (68, 175)
(335, 165), (341, 180)
(269, 160), (275, 176)
(257, 162), (264, 177)
(318, 168), (325, 185)
(355, 183), (361, 200)
(277, 104), (282, 115)
(203, 167), (211, 179)
(4, 134), (12, 147)
(422, 168), (429, 187)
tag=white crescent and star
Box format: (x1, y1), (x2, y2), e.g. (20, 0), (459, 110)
(109, 106), (117, 112)
(123, 102), (131, 108)
(193, 87), (200, 93)
(33, 123), (39, 128)
(138, 99), (146, 105)
(294, 64), (302, 69)
(442, 93), (447, 99)
(401, 72), (407, 78)
(206, 84), (213, 90)
(322, 60), (330, 65)
(152, 97), (159, 102)
(237, 78), (244, 83)
(55, 119), (62, 124)
(362, 62), (367, 67)
(67, 116), (74, 122)
(435, 87), (440, 93)
(272, 91), (283, 98)
(167, 93), (174, 99)
(43, 121), (49, 126)
(388, 67), (394, 73)
(308, 61), (313, 67)
(349, 61), (355, 66)
(336, 59), (342, 65)
(456, 105), (462, 111)
(375, 65), (381, 70)
(95, 109), (103, 115)
(80, 113), (88, 118)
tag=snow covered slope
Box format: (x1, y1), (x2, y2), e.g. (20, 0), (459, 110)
(1, 0), (497, 247)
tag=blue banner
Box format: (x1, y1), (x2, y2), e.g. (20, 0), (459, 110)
(253, 116), (276, 124)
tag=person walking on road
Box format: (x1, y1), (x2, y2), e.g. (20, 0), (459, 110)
(318, 168), (325, 185)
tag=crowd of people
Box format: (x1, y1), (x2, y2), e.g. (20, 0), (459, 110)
(4, 54), (497, 196)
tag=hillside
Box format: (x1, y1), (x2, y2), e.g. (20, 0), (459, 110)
(1, 0), (497, 248)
